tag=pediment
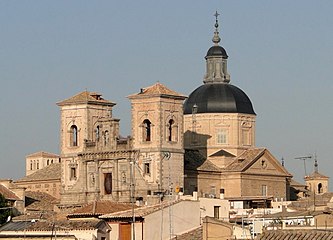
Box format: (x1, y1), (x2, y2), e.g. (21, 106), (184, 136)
(244, 149), (292, 177)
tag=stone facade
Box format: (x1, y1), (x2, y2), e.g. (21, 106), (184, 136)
(58, 86), (186, 206)
(15, 163), (61, 199)
(184, 113), (256, 159)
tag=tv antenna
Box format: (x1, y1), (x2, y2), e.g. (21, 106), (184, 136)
(295, 155), (313, 176)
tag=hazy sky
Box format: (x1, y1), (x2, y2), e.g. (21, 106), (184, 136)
(1, 1), (332, 187)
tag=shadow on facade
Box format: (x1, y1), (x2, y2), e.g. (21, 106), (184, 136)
(183, 130), (211, 195)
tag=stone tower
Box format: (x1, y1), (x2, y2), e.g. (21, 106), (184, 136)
(57, 91), (124, 204)
(183, 12), (256, 163)
(128, 83), (187, 194)
(304, 158), (329, 195)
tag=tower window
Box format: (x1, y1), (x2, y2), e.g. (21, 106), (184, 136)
(142, 119), (151, 142)
(47, 160), (49, 165)
(30, 161), (33, 170)
(318, 183), (323, 194)
(104, 130), (109, 146)
(104, 173), (112, 194)
(70, 125), (78, 147)
(144, 163), (150, 175)
(167, 119), (178, 142)
(37, 160), (39, 170)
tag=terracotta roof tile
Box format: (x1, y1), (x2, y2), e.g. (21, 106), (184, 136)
(224, 148), (265, 171)
(57, 91), (115, 106)
(0, 184), (19, 200)
(100, 200), (182, 219)
(128, 82), (186, 99)
(68, 201), (134, 218)
(25, 191), (59, 211)
(257, 230), (333, 240)
(26, 219), (104, 231)
(15, 163), (61, 182)
(305, 171), (329, 179)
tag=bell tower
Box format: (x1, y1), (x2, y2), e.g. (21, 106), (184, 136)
(128, 83), (187, 194)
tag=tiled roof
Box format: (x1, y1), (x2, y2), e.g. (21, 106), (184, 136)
(184, 149), (221, 172)
(57, 91), (115, 106)
(26, 151), (59, 158)
(184, 150), (206, 171)
(100, 200), (182, 219)
(224, 148), (265, 171)
(0, 219), (105, 232)
(0, 184), (19, 200)
(25, 191), (59, 211)
(128, 82), (186, 99)
(68, 201), (134, 218)
(305, 171), (329, 179)
(15, 163), (61, 182)
(288, 192), (333, 210)
(257, 230), (333, 240)
(197, 160), (221, 172)
(172, 226), (203, 240)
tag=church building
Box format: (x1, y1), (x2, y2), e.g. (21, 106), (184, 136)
(56, 14), (292, 206)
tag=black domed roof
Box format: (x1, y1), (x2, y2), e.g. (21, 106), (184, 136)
(206, 45), (228, 59)
(184, 83), (255, 115)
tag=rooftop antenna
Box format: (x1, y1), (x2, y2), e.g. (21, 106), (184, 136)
(295, 155), (313, 176)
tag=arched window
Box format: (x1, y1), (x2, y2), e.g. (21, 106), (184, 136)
(95, 125), (100, 142)
(37, 160), (39, 170)
(47, 160), (49, 165)
(70, 125), (78, 147)
(143, 119), (151, 142)
(104, 130), (109, 146)
(318, 183), (323, 194)
(30, 161), (33, 170)
(168, 119), (174, 141)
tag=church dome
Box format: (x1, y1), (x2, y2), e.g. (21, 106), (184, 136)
(206, 45), (228, 59)
(183, 83), (256, 115)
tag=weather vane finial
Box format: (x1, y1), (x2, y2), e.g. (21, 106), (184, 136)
(212, 11), (221, 45)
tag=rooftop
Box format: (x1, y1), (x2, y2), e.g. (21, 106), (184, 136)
(15, 163), (61, 182)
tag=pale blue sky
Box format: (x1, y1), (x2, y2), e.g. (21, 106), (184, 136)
(0, 1), (332, 187)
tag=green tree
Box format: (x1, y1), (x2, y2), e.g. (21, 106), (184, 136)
(0, 194), (10, 225)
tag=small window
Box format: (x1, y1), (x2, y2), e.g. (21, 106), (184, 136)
(262, 185), (267, 196)
(242, 129), (250, 146)
(217, 129), (227, 144)
(70, 167), (77, 180)
(37, 160), (39, 170)
(30, 161), (33, 170)
(95, 125), (100, 142)
(70, 125), (78, 147)
(144, 163), (150, 175)
(143, 119), (151, 142)
(47, 160), (49, 165)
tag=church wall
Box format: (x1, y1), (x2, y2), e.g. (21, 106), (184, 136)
(15, 179), (61, 199)
(184, 113), (256, 158)
(240, 174), (287, 199)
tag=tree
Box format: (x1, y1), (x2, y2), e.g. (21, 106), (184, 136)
(0, 194), (10, 225)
